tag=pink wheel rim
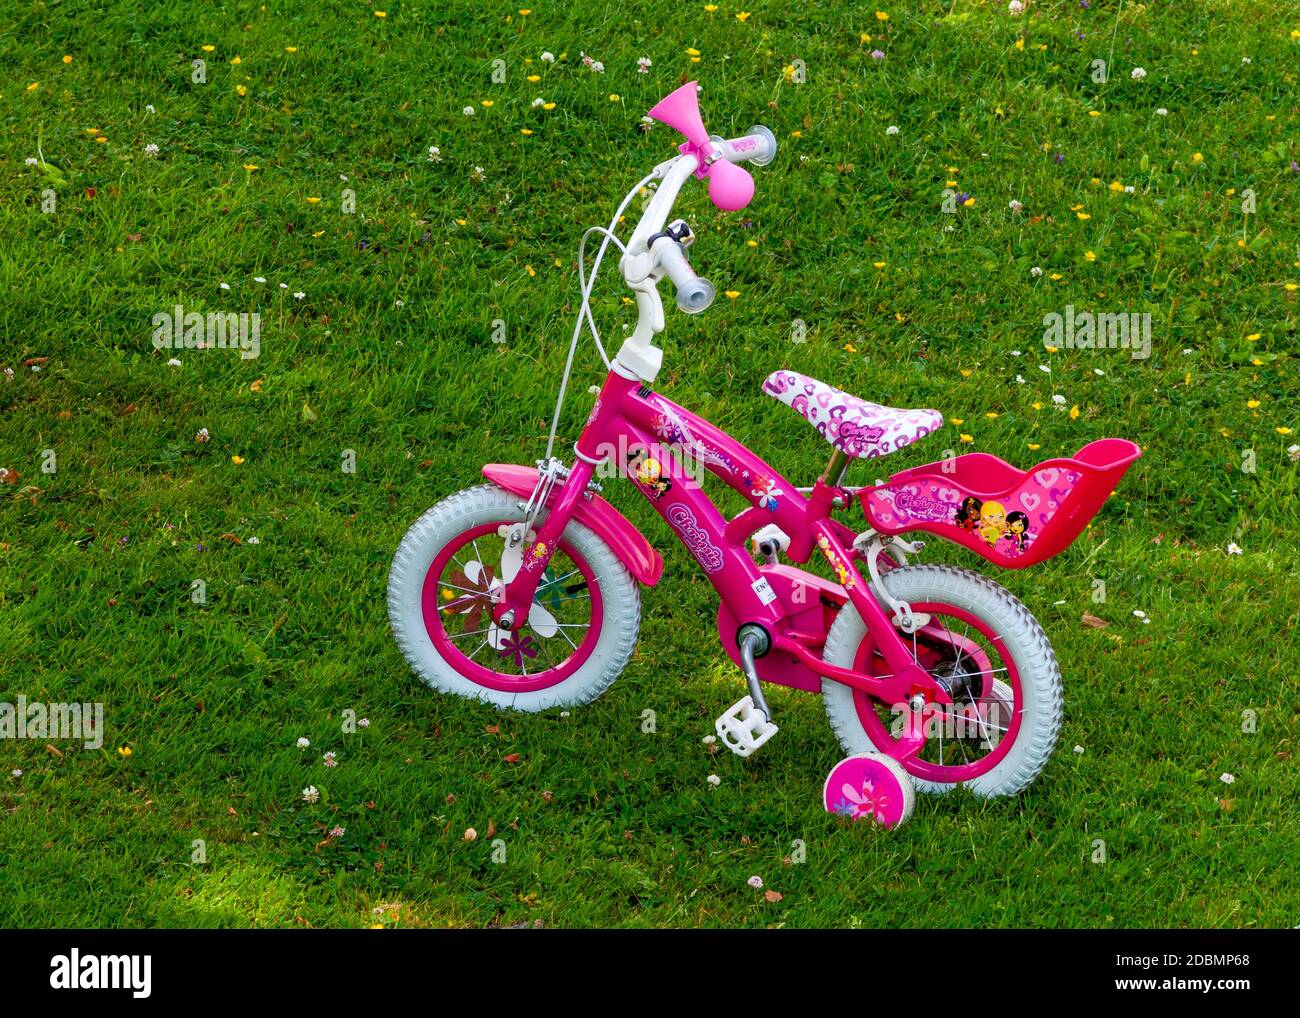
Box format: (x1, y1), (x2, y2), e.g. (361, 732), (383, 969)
(823, 755), (909, 828)
(420, 522), (604, 693)
(851, 601), (1024, 784)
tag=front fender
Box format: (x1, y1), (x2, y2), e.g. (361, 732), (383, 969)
(482, 464), (663, 587)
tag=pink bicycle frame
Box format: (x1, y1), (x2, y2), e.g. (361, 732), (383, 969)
(490, 369), (952, 724)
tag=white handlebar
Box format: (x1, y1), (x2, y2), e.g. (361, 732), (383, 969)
(712, 125), (778, 167)
(652, 236), (715, 315)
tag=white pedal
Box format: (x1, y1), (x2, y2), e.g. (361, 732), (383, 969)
(715, 696), (779, 758)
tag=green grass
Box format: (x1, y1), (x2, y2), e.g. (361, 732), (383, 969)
(1, 0), (1298, 928)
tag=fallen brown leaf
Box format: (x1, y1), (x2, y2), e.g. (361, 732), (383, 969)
(1081, 612), (1109, 628)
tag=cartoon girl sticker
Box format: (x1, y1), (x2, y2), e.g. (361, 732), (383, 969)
(954, 496), (983, 532)
(627, 448), (672, 500)
(1002, 511), (1031, 554)
(978, 500), (1007, 547)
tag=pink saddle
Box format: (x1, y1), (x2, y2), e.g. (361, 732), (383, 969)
(763, 370), (943, 460)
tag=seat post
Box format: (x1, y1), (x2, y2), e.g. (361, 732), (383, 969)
(820, 448), (851, 488)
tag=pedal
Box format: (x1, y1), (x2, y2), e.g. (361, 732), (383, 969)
(715, 696), (779, 758)
(751, 524), (790, 564)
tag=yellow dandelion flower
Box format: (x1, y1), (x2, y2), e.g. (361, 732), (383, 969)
(1246, 333), (1260, 341)
(609, 93), (621, 102)
(963, 197), (975, 207)
(202, 45), (215, 52)
(959, 369), (972, 378)
(876, 11), (889, 21)
(312, 230), (325, 237)
(231, 455), (245, 464)
(986, 412), (999, 420)
(63, 55), (73, 64)
(94, 136), (107, 143)
(1191, 152), (1204, 164)
(951, 418), (965, 425)
(959, 434), (974, 444)
(285, 47), (298, 53)
(1084, 250), (1097, 261)
(844, 343), (857, 353)
(1247, 400), (1261, 409)
(243, 163), (259, 171)
(686, 47), (701, 56)
(860, 32), (872, 43)
(735, 11), (751, 22)
(725, 290), (740, 299)
(1031, 402), (1044, 411)
(519, 8), (532, 15)
(1014, 38), (1024, 51)
(1044, 345), (1060, 353)
(1077, 212), (1092, 221)
(747, 239), (759, 247)
(307, 196), (321, 204)
(706, 4), (719, 11)
(1049, 273), (1063, 281)
(1278, 427), (1294, 435)
(374, 10), (387, 17)
(1027, 443), (1041, 451)
(26, 82), (40, 92)
(481, 99), (494, 107)
(1069, 405), (1081, 420)
(230, 55), (241, 64)
(236, 85), (247, 96)
(521, 128), (533, 135)
(527, 75), (541, 83)
(118, 746), (133, 757)
(525, 265), (536, 277)
(873, 261), (886, 269)
(1284, 283), (1298, 291)
(542, 102), (556, 110)
(1109, 181), (1124, 192)
(790, 130), (802, 138)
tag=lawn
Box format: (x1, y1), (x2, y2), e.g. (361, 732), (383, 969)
(1, 0), (1298, 928)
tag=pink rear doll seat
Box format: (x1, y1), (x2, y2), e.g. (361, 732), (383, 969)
(763, 370), (943, 459)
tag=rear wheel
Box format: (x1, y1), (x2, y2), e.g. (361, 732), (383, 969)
(387, 485), (640, 711)
(822, 564), (1062, 797)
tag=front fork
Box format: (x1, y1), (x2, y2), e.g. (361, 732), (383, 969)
(493, 458), (595, 631)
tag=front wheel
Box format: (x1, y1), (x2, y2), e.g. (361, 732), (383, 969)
(822, 563), (1062, 797)
(387, 484), (641, 712)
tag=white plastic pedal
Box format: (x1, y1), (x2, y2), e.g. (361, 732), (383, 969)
(715, 696), (779, 758)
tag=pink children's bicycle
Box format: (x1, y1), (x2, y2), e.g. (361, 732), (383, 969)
(388, 83), (1141, 827)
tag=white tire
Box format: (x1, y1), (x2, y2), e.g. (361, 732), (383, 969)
(387, 484), (640, 712)
(822, 564), (1063, 797)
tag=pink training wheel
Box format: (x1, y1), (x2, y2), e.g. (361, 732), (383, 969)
(823, 753), (916, 829)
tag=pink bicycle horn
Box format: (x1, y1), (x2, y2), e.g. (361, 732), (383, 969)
(648, 81), (756, 212)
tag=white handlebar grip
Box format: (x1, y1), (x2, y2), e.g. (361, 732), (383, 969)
(654, 239), (716, 315)
(713, 126), (777, 167)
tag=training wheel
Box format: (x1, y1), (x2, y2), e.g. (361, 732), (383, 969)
(823, 753), (916, 829)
